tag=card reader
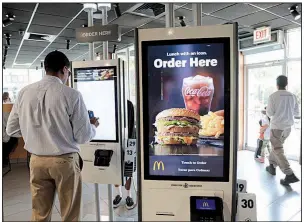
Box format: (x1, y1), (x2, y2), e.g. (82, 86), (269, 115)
(94, 149), (113, 167)
(190, 196), (224, 221)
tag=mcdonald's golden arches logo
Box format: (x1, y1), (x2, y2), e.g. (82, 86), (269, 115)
(153, 161), (164, 171)
(202, 202), (209, 207)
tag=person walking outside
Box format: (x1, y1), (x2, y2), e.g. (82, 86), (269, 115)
(266, 75), (300, 186)
(6, 51), (99, 221)
(255, 107), (271, 163)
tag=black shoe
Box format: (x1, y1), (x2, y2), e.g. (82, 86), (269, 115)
(125, 196), (135, 210)
(113, 195), (122, 208)
(266, 164), (276, 175)
(280, 174), (300, 186)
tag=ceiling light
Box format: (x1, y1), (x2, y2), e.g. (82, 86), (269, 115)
(66, 39), (70, 50)
(82, 24), (88, 28)
(178, 16), (186, 27)
(97, 3), (111, 11)
(3, 13), (16, 28)
(83, 3), (97, 13)
(113, 3), (121, 17)
(4, 33), (11, 46)
(13, 62), (32, 66)
(289, 5), (301, 20)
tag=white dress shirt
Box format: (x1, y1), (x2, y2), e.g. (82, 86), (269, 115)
(266, 90), (300, 130)
(6, 75), (96, 156)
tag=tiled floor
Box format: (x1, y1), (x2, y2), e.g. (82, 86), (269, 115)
(3, 150), (301, 221)
(237, 150), (301, 221)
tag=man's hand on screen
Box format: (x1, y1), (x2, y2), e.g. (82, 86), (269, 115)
(90, 117), (100, 128)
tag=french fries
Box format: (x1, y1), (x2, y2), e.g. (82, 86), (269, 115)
(199, 110), (224, 138)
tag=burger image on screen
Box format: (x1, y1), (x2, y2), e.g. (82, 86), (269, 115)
(154, 108), (200, 145)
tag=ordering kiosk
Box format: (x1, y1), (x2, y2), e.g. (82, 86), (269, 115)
(135, 24), (238, 221)
(71, 59), (125, 185)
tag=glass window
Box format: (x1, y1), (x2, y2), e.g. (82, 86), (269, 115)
(284, 60), (301, 160)
(287, 61), (301, 106)
(244, 49), (284, 64)
(246, 65), (283, 148)
(287, 28), (301, 59)
(3, 68), (43, 102)
(29, 69), (43, 84)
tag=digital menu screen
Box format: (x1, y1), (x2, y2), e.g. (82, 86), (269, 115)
(196, 199), (216, 210)
(142, 38), (230, 181)
(73, 67), (118, 142)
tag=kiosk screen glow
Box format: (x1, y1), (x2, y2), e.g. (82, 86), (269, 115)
(74, 67), (118, 142)
(142, 38), (230, 181)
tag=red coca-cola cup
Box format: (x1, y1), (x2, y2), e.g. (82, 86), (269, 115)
(182, 75), (214, 116)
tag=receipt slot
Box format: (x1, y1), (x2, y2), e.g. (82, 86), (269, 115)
(190, 196), (224, 221)
(136, 24), (238, 221)
(71, 59), (124, 185)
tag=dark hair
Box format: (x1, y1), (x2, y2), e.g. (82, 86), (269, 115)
(3, 92), (9, 101)
(44, 50), (70, 74)
(276, 75), (288, 89)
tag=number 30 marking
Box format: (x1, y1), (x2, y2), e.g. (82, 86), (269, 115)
(241, 199), (254, 208)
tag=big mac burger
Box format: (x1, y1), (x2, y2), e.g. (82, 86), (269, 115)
(154, 108), (200, 145)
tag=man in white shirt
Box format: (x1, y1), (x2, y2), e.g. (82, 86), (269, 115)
(6, 51), (99, 221)
(266, 75), (300, 186)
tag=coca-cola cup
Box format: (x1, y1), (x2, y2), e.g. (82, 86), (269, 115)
(182, 75), (214, 116)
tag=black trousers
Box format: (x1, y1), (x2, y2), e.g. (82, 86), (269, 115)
(3, 137), (18, 166)
(254, 139), (263, 158)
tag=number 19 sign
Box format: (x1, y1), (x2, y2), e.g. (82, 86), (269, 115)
(253, 26), (271, 44)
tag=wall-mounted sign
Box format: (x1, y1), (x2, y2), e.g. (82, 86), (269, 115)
(253, 26), (271, 44)
(76, 24), (120, 43)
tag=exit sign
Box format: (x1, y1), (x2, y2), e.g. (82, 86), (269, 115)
(253, 27), (271, 44)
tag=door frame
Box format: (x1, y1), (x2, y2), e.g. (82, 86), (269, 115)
(244, 61), (285, 151)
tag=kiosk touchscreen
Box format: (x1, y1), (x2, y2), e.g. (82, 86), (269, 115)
(72, 59), (123, 185)
(136, 24), (238, 221)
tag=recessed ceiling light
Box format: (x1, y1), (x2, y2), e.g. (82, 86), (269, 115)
(13, 62), (32, 66)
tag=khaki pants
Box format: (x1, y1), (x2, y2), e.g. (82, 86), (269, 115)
(269, 128), (293, 175)
(30, 153), (82, 221)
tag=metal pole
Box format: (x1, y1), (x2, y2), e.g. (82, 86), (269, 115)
(192, 3), (202, 26)
(88, 9), (94, 60)
(88, 8), (101, 222)
(102, 8), (109, 60)
(165, 3), (174, 28)
(101, 6), (114, 221)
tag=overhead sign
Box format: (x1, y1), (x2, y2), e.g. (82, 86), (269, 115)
(253, 26), (271, 44)
(76, 24), (120, 43)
